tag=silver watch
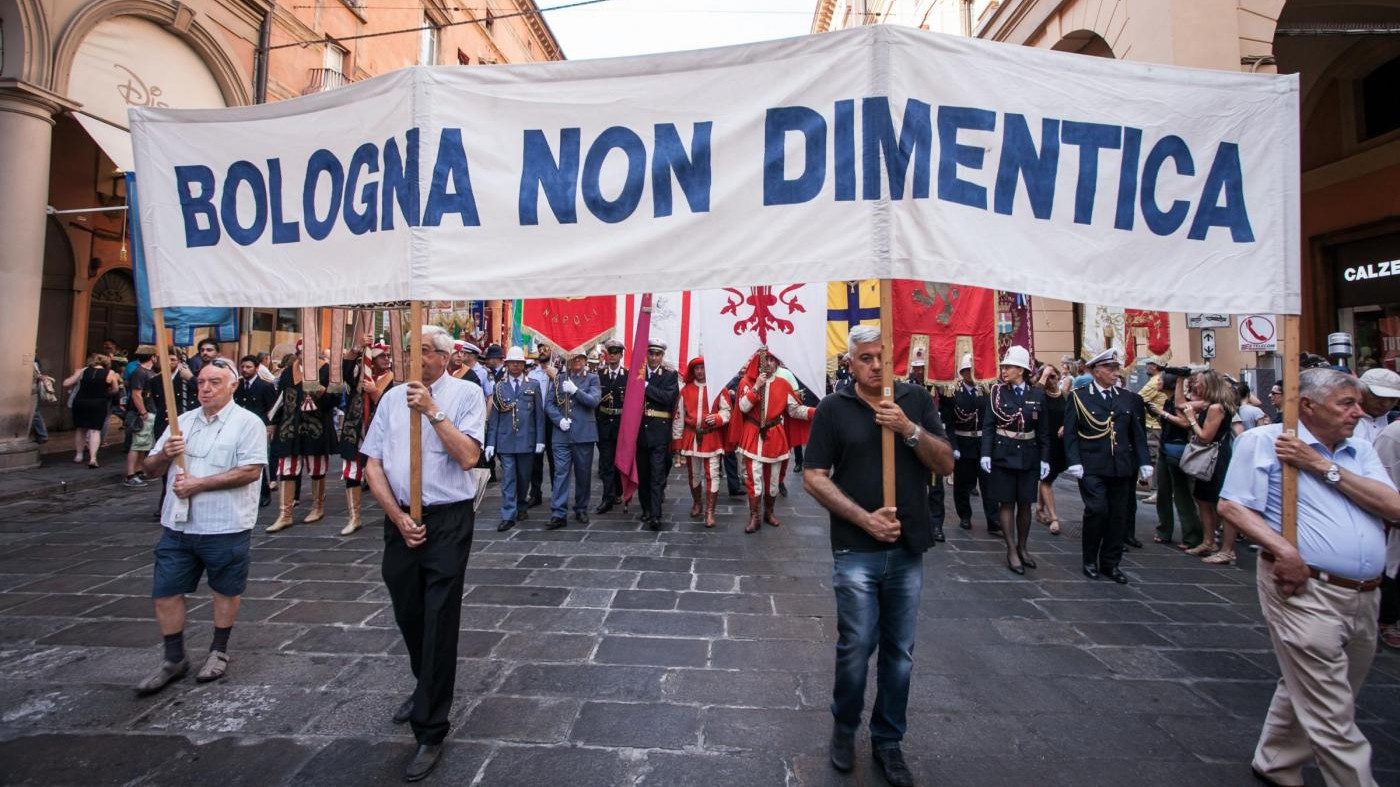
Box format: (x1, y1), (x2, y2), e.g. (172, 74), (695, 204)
(1323, 463), (1341, 486)
(429, 410), (448, 425)
(904, 425), (922, 447)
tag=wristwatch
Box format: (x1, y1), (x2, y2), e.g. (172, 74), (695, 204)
(1323, 463), (1341, 486)
(904, 425), (922, 448)
(429, 410), (447, 425)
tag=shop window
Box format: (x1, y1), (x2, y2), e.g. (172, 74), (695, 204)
(276, 309), (299, 332)
(1360, 55), (1400, 141)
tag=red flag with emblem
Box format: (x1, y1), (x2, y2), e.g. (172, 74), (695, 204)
(891, 281), (997, 382)
(519, 296), (616, 356)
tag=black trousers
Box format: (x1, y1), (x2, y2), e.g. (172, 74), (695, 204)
(1079, 474), (1132, 570)
(724, 451), (742, 495)
(597, 428), (621, 502)
(381, 500), (474, 745)
(636, 441), (669, 519)
(528, 421), (555, 500)
(951, 438), (997, 525)
(927, 475), (945, 530)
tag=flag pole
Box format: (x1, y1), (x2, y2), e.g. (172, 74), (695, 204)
(879, 279), (895, 508)
(151, 308), (186, 474)
(1281, 314), (1300, 546)
(409, 302), (423, 525)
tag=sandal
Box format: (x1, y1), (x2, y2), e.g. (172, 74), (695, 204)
(196, 650), (229, 683)
(1153, 536), (1173, 545)
(1202, 551), (1237, 566)
(1184, 543), (1215, 556)
(1035, 505), (1051, 525)
(1048, 519), (1060, 536)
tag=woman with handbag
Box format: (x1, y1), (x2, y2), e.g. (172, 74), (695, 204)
(1148, 372), (1205, 550)
(1178, 370), (1238, 564)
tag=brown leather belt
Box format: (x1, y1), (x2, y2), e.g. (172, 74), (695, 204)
(598, 407), (622, 416)
(644, 409), (671, 419)
(953, 429), (982, 438)
(996, 429), (1035, 440)
(1259, 550), (1383, 592)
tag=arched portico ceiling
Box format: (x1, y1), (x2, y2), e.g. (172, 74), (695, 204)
(0, 0), (52, 86)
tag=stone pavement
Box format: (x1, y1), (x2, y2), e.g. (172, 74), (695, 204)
(0, 463), (1396, 787)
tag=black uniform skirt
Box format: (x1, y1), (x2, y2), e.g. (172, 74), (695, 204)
(988, 464), (1039, 505)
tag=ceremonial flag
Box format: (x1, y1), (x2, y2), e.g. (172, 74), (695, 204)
(1083, 306), (1171, 367)
(614, 293), (653, 504)
(891, 281), (997, 383)
(127, 173), (238, 346)
(827, 280), (881, 362)
(696, 283), (826, 395)
(519, 296), (617, 356)
(616, 292), (696, 369)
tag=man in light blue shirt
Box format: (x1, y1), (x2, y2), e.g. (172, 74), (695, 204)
(1220, 367), (1400, 787)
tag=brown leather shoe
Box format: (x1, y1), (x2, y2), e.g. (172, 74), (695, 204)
(763, 495), (781, 527)
(744, 496), (760, 534)
(704, 492), (717, 528)
(688, 486), (703, 518)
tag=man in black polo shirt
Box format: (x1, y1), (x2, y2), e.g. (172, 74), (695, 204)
(803, 325), (954, 787)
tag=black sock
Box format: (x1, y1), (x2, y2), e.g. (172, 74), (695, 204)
(163, 631), (185, 663)
(211, 625), (232, 653)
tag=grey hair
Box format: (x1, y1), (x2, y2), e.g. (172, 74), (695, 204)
(422, 325), (454, 353)
(848, 325), (881, 355)
(1298, 367), (1361, 402)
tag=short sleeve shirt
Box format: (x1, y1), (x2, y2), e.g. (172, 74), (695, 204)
(152, 401), (268, 534)
(803, 382), (950, 554)
(361, 373), (486, 506)
(128, 367), (153, 409)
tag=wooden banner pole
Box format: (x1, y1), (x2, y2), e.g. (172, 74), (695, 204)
(1281, 314), (1300, 547)
(879, 279), (896, 508)
(151, 308), (186, 474)
(409, 302), (424, 525)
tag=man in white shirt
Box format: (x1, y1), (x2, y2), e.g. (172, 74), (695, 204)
(361, 325), (484, 782)
(1352, 367), (1400, 444)
(136, 358), (267, 695)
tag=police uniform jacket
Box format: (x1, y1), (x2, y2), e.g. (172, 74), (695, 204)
(596, 364), (628, 440)
(1063, 384), (1150, 478)
(545, 373), (601, 445)
(640, 364), (679, 448)
(234, 376), (278, 424)
(980, 382), (1051, 471)
(487, 375), (547, 453)
(944, 382), (989, 456)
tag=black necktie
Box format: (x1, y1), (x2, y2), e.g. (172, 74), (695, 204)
(1013, 385), (1023, 403)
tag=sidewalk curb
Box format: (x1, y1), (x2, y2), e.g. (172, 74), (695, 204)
(0, 479), (74, 505)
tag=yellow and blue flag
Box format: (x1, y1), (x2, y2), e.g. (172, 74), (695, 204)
(827, 280), (880, 362)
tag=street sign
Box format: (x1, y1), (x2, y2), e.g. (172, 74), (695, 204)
(1201, 328), (1217, 359)
(1238, 314), (1278, 352)
(1187, 313), (1231, 329)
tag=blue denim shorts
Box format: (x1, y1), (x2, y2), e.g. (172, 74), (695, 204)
(151, 527), (251, 598)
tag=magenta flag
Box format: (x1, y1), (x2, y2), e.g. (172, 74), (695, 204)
(614, 293), (653, 503)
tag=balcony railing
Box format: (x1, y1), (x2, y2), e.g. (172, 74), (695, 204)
(302, 68), (349, 95)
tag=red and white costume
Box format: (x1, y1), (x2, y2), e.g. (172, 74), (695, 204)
(671, 357), (733, 499)
(729, 354), (812, 509)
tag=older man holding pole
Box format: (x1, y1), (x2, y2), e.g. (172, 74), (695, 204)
(361, 324), (485, 782)
(1219, 367), (1400, 787)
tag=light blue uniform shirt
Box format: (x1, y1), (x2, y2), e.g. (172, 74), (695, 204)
(1220, 421), (1392, 580)
(360, 373), (486, 506)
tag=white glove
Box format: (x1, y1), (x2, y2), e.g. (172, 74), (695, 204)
(1139, 465), (1154, 482)
(979, 456), (992, 474)
(559, 418), (572, 432)
(535, 443), (545, 454)
(484, 446), (495, 461)
(953, 450), (961, 461)
(562, 379), (578, 395)
(1064, 464), (1084, 480)
(1040, 461), (1050, 480)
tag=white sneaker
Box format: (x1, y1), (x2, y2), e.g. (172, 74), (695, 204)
(124, 476), (147, 488)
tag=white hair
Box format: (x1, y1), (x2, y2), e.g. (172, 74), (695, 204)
(1299, 367), (1360, 402)
(848, 325), (881, 355)
(421, 325), (454, 353)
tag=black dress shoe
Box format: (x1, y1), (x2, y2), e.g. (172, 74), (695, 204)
(1007, 560), (1026, 576)
(594, 499), (613, 515)
(547, 517), (567, 530)
(1124, 535), (1143, 549)
(527, 494), (543, 508)
(933, 526), (945, 543)
(988, 523), (1003, 535)
(958, 520), (972, 530)
(404, 743), (442, 782)
(872, 746), (914, 787)
(1082, 563), (1100, 579)
(392, 696), (413, 724)
(575, 512), (589, 524)
(497, 519), (516, 532)
(829, 730), (854, 773)
(516, 508), (529, 522)
(647, 517), (662, 531)
(1103, 567), (1129, 584)
(1018, 552), (1037, 570)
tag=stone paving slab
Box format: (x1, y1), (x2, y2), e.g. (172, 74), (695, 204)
(0, 467), (1395, 785)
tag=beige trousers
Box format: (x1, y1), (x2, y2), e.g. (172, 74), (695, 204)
(1252, 564), (1380, 787)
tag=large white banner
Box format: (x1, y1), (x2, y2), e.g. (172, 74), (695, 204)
(130, 25), (1299, 314)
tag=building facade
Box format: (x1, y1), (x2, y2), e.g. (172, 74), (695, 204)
(0, 0), (562, 468)
(814, 0), (1400, 387)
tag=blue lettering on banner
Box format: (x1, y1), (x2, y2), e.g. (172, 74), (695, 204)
(862, 97), (932, 200)
(1114, 126), (1142, 231)
(175, 165), (219, 248)
(423, 128), (480, 227)
(763, 106), (826, 206)
(381, 128), (420, 230)
(1188, 141), (1253, 242)
(833, 99), (855, 202)
(267, 159), (301, 244)
(519, 127), (580, 225)
(1140, 135), (1193, 236)
(221, 161), (267, 247)
(993, 114), (1059, 219)
(303, 149), (344, 241)
(1059, 121), (1120, 225)
(582, 126), (646, 223)
(936, 106), (996, 210)
(344, 143), (380, 235)
(652, 121), (712, 218)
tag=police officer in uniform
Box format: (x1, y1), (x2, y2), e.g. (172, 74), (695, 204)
(595, 338), (628, 513)
(980, 346), (1051, 574)
(944, 353), (1000, 534)
(637, 338), (678, 529)
(1063, 348), (1153, 583)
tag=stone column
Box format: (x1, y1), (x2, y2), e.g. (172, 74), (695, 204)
(0, 80), (71, 470)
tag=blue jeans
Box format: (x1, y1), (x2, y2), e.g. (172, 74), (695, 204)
(498, 453), (532, 521)
(550, 441), (595, 519)
(831, 547), (924, 749)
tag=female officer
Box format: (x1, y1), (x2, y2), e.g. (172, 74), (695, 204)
(980, 346), (1051, 574)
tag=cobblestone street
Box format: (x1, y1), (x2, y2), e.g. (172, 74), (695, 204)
(0, 457), (1397, 786)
